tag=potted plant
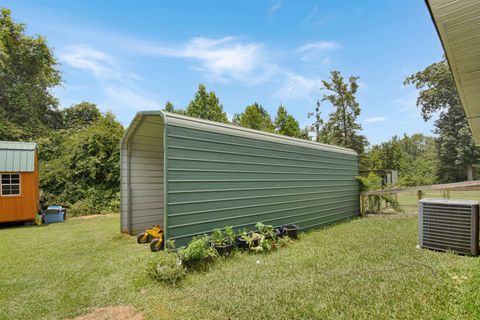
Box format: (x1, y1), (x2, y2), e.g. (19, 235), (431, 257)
(236, 230), (250, 250)
(256, 222), (277, 240)
(178, 235), (218, 269)
(211, 226), (236, 256)
(281, 223), (299, 239)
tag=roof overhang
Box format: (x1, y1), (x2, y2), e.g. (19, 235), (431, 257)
(426, 0), (480, 144)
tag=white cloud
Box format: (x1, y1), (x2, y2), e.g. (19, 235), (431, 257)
(393, 92), (418, 113)
(139, 36), (272, 84)
(104, 85), (162, 110)
(60, 44), (141, 84)
(66, 36), (342, 105)
(60, 44), (162, 111)
(302, 5), (319, 24)
(269, 1), (283, 15)
(296, 41), (341, 62)
(275, 72), (322, 101)
(297, 41), (341, 53)
(364, 116), (387, 124)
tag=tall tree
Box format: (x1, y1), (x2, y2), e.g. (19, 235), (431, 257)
(0, 8), (61, 140)
(163, 101), (186, 115)
(232, 103), (275, 132)
(321, 71), (367, 154)
(61, 102), (101, 129)
(164, 101), (175, 113)
(39, 104), (124, 214)
(274, 105), (301, 138)
(308, 100), (327, 143)
(405, 58), (480, 181)
(186, 84), (228, 123)
(361, 133), (439, 186)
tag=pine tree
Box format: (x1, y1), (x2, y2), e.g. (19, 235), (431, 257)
(186, 84), (228, 123)
(274, 105), (301, 138)
(321, 70), (367, 154)
(232, 103), (275, 132)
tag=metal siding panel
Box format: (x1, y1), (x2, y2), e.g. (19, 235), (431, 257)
(165, 125), (359, 244)
(0, 142), (36, 172)
(123, 116), (165, 234)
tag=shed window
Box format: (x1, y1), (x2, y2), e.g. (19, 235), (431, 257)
(1, 174), (20, 196)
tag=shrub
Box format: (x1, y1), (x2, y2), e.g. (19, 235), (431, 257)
(178, 235), (218, 269)
(277, 236), (291, 247)
(256, 222), (276, 239)
(68, 190), (120, 216)
(146, 252), (186, 285)
(211, 226), (236, 246)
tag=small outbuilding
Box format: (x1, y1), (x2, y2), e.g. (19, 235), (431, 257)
(121, 111), (359, 245)
(0, 141), (39, 223)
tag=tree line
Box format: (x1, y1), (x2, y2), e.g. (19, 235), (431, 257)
(164, 70), (368, 156)
(1, 8), (479, 215)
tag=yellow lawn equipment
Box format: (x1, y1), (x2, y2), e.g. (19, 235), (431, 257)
(137, 225), (164, 252)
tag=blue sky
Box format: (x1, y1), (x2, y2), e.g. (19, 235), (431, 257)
(3, 0), (443, 144)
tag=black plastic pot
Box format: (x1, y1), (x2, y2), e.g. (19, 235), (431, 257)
(236, 237), (249, 250)
(281, 224), (299, 239)
(214, 243), (235, 256)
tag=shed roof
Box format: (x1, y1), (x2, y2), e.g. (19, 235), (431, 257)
(123, 111), (357, 156)
(426, 0), (480, 144)
(0, 141), (37, 172)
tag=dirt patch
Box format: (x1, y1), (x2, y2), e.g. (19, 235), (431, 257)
(71, 306), (143, 320)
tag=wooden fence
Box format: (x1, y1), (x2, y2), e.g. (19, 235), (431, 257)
(360, 180), (480, 215)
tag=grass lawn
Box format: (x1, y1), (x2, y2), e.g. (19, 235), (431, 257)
(1, 214), (480, 319)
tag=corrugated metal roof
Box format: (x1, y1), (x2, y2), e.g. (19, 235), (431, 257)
(0, 141), (37, 172)
(426, 0), (480, 144)
(122, 111), (357, 156)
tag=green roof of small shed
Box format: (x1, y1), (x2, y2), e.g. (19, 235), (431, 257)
(0, 141), (37, 172)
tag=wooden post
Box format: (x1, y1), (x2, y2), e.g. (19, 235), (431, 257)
(360, 195), (364, 217)
(446, 190), (450, 199)
(417, 190), (423, 201)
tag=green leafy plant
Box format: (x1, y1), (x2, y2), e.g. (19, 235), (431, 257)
(211, 228), (224, 246)
(146, 252), (186, 285)
(165, 239), (176, 252)
(277, 236), (291, 247)
(256, 222), (276, 240)
(211, 226), (236, 246)
(357, 174), (403, 214)
(178, 235), (218, 269)
(261, 238), (276, 251)
(224, 226), (236, 244)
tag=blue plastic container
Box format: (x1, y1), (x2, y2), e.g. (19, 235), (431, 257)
(44, 212), (64, 224)
(43, 206), (66, 224)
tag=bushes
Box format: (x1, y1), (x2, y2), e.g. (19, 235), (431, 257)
(146, 252), (186, 285)
(68, 190), (120, 216)
(39, 105), (124, 215)
(147, 223), (297, 285)
(178, 235), (218, 269)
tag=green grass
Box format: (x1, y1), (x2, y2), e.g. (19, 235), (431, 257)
(396, 190), (480, 212)
(1, 214), (480, 319)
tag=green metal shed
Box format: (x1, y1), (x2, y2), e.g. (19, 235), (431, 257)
(121, 111), (359, 244)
